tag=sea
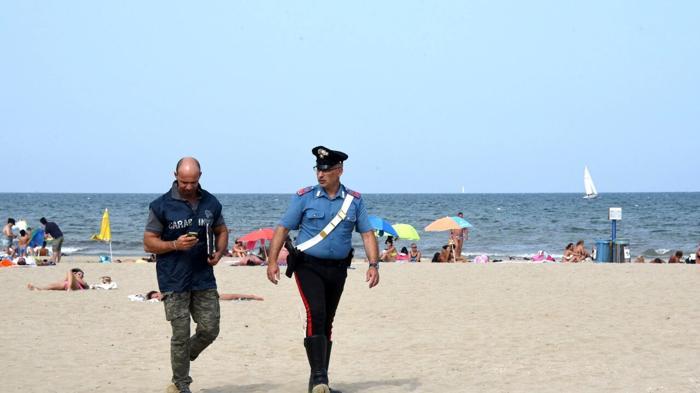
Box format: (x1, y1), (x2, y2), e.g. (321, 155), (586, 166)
(1, 193), (699, 259)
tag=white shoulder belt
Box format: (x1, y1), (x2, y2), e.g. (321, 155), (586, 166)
(296, 193), (354, 252)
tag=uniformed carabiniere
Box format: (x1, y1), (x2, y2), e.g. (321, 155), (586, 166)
(143, 157), (228, 393)
(267, 146), (380, 393)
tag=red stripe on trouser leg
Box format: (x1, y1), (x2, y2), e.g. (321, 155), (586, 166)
(294, 273), (313, 336)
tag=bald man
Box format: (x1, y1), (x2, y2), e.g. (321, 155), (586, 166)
(144, 157), (228, 393)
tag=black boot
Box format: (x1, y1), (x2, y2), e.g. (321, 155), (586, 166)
(326, 340), (342, 393)
(304, 335), (329, 393)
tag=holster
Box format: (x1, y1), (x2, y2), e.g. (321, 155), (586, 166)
(284, 236), (302, 278)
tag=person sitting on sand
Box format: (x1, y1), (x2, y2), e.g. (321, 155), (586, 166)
(668, 250), (683, 264)
(27, 268), (89, 291)
(432, 244), (454, 263)
(409, 243), (422, 262)
(35, 241), (49, 257)
(650, 257), (664, 264)
(635, 256), (646, 263)
(381, 236), (397, 262)
(231, 239), (247, 258)
(573, 240), (590, 262)
(562, 243), (575, 262)
(145, 290), (264, 301)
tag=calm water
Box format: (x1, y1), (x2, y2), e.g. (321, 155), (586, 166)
(1, 193), (699, 258)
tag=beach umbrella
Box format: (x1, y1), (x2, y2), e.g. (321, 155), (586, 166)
(28, 228), (45, 248)
(90, 208), (113, 262)
(424, 216), (473, 232)
(368, 216), (398, 237)
(391, 223), (420, 241)
(238, 228), (274, 260)
(239, 228), (274, 243)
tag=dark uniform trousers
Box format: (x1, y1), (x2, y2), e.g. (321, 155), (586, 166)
(163, 289), (221, 386)
(294, 254), (349, 338)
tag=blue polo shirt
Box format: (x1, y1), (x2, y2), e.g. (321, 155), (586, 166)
(279, 184), (371, 260)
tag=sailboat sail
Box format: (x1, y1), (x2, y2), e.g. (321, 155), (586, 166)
(583, 166), (598, 198)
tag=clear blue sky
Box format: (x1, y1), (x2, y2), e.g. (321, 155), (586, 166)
(2, 1), (698, 193)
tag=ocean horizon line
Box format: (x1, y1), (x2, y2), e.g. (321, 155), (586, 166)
(2, 191), (700, 195)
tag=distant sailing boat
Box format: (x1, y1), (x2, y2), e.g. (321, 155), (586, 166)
(583, 166), (598, 199)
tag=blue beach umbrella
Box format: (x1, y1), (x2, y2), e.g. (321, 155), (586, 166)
(451, 216), (473, 229)
(368, 216), (399, 237)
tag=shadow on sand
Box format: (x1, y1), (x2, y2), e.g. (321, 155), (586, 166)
(333, 377), (421, 392)
(200, 378), (420, 393)
(200, 383), (283, 393)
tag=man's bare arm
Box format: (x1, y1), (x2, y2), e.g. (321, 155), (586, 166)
(361, 231), (380, 288)
(207, 224), (229, 266)
(144, 231), (197, 255)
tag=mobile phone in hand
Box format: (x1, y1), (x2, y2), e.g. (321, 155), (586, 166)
(186, 231), (198, 238)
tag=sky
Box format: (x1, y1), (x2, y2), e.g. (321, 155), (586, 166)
(1, 1), (698, 193)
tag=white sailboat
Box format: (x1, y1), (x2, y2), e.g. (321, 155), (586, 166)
(583, 166), (598, 199)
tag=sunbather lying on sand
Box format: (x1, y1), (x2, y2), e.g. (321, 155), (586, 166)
(27, 268), (89, 291)
(145, 291), (264, 301)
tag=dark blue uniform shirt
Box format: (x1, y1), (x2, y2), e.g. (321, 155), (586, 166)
(279, 184), (371, 260)
(147, 182), (224, 293)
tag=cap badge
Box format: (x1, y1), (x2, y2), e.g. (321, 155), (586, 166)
(318, 148), (329, 158)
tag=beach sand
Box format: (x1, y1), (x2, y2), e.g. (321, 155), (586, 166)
(2, 257), (699, 393)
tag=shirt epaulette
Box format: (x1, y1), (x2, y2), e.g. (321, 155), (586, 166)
(346, 189), (361, 198)
(297, 186), (314, 196)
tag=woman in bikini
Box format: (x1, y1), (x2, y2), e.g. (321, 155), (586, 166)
(572, 240), (590, 262)
(409, 243), (422, 262)
(27, 268), (89, 291)
(562, 243), (575, 262)
(231, 239), (247, 257)
(381, 236), (398, 262)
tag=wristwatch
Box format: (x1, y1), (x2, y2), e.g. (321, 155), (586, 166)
(368, 262), (379, 269)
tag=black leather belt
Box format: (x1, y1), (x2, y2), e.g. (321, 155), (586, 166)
(303, 253), (351, 267)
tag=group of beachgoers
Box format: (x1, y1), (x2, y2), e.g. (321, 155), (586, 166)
(2, 217), (63, 265)
(562, 240), (593, 263)
(378, 212), (469, 263)
(26, 267), (264, 301)
(7, 215), (697, 268)
(561, 240), (699, 264)
(635, 249), (699, 264)
(225, 238), (288, 266)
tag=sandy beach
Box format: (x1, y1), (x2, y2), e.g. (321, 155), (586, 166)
(2, 257), (699, 393)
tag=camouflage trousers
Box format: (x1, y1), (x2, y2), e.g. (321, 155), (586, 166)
(163, 289), (220, 386)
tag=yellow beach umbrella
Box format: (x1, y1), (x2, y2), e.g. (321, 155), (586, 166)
(391, 224), (420, 241)
(91, 209), (111, 242)
(91, 209), (112, 262)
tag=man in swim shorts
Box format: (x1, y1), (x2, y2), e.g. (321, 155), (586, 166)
(2, 218), (16, 255)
